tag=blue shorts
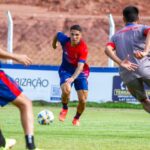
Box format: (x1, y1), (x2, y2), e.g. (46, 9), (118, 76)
(0, 71), (22, 107)
(59, 68), (88, 91)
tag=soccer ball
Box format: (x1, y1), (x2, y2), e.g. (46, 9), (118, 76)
(37, 110), (54, 125)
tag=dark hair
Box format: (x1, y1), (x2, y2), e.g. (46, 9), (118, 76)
(123, 6), (139, 22)
(70, 24), (82, 32)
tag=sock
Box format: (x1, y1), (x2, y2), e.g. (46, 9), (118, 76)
(62, 103), (68, 110)
(0, 130), (6, 147)
(25, 135), (36, 149)
(74, 112), (81, 119)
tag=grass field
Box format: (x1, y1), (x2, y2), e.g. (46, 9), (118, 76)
(1, 105), (150, 150)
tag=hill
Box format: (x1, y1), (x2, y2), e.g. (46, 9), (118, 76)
(0, 0), (150, 66)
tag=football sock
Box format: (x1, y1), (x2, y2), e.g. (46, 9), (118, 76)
(0, 130), (6, 147)
(62, 103), (68, 110)
(25, 135), (36, 149)
(74, 112), (81, 119)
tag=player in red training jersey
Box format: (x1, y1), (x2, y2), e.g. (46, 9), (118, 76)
(52, 25), (90, 126)
(0, 48), (40, 150)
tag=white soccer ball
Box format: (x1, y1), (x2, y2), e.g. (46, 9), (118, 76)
(37, 110), (54, 125)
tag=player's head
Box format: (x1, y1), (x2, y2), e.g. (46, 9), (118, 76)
(70, 24), (82, 45)
(123, 6), (139, 23)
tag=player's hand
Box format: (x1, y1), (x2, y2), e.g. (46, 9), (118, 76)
(133, 50), (148, 59)
(52, 42), (58, 49)
(15, 54), (32, 66)
(52, 44), (57, 49)
(65, 77), (74, 84)
(120, 55), (138, 71)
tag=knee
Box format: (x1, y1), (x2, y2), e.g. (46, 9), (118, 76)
(64, 89), (71, 95)
(79, 97), (87, 104)
(13, 94), (32, 110)
(80, 94), (87, 102)
(20, 100), (32, 111)
(62, 85), (71, 96)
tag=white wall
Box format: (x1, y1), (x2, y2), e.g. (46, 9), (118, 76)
(1, 64), (119, 102)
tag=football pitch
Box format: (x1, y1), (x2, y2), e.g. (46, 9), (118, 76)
(1, 105), (150, 150)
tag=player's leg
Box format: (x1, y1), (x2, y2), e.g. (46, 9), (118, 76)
(72, 90), (88, 126)
(0, 130), (6, 147)
(73, 78), (88, 126)
(61, 82), (71, 106)
(59, 82), (71, 121)
(141, 78), (150, 112)
(0, 71), (37, 150)
(126, 78), (150, 113)
(58, 69), (72, 121)
(12, 93), (36, 149)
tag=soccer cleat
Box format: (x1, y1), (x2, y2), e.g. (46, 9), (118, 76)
(59, 109), (68, 122)
(72, 118), (80, 126)
(2, 138), (16, 150)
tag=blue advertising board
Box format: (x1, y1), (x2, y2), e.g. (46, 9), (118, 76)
(112, 76), (150, 103)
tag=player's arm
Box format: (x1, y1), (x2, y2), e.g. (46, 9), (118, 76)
(72, 62), (84, 79)
(52, 32), (68, 49)
(105, 45), (138, 71)
(134, 30), (150, 59)
(144, 30), (150, 54)
(0, 48), (32, 65)
(105, 46), (122, 65)
(52, 34), (58, 49)
(66, 62), (84, 84)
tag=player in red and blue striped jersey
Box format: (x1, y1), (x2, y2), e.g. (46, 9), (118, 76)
(0, 48), (39, 150)
(52, 25), (90, 126)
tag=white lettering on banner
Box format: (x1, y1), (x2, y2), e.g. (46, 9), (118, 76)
(15, 78), (49, 89)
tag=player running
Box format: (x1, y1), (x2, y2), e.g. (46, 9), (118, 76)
(52, 24), (89, 126)
(105, 6), (150, 113)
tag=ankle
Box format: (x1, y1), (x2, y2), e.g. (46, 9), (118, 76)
(25, 135), (36, 149)
(62, 102), (68, 110)
(74, 112), (81, 119)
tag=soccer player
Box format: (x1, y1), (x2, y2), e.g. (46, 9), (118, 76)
(0, 48), (39, 150)
(52, 24), (89, 126)
(105, 6), (150, 112)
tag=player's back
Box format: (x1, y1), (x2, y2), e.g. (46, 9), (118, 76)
(112, 24), (150, 82)
(113, 24), (147, 64)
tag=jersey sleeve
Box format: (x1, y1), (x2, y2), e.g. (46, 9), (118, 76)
(143, 25), (150, 36)
(78, 44), (88, 63)
(106, 36), (116, 49)
(57, 32), (68, 45)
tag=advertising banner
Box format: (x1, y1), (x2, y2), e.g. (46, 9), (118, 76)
(1, 64), (120, 103)
(2, 65), (62, 102)
(112, 76), (150, 103)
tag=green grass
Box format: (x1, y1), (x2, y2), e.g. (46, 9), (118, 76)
(1, 105), (150, 150)
(33, 101), (143, 109)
